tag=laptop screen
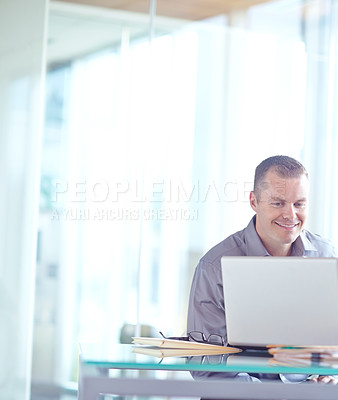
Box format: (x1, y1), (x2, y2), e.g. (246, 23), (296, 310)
(221, 256), (338, 347)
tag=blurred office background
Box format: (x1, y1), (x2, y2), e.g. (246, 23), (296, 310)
(1, 0), (338, 398)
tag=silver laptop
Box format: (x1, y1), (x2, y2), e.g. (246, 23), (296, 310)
(221, 256), (338, 348)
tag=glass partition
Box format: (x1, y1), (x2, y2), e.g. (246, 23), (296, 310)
(0, 1), (47, 399)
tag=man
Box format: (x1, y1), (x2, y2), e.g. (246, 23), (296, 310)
(187, 155), (338, 384)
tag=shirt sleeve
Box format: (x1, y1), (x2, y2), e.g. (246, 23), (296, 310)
(187, 259), (226, 340)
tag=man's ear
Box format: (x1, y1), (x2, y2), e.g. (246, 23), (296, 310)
(250, 191), (258, 212)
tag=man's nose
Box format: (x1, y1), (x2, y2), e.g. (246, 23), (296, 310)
(282, 204), (296, 220)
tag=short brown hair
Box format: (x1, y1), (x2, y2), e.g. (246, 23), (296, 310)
(254, 155), (308, 200)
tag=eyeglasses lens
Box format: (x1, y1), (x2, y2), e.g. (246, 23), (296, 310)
(208, 334), (223, 345)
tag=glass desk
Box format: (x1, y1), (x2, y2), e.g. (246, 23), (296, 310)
(78, 343), (338, 400)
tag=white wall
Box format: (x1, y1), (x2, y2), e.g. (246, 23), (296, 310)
(0, 0), (47, 398)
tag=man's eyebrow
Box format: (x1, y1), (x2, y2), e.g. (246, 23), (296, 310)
(269, 196), (308, 202)
(270, 196), (285, 201)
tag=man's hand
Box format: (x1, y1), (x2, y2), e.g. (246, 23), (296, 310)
(310, 375), (338, 384)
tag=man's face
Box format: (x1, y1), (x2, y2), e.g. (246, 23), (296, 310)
(250, 170), (309, 256)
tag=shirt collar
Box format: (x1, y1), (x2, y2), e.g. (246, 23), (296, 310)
(245, 215), (317, 257)
(292, 230), (318, 256)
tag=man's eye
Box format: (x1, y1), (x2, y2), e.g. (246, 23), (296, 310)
(272, 202), (282, 207)
(296, 202), (306, 208)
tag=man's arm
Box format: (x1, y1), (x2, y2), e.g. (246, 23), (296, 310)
(187, 260), (226, 338)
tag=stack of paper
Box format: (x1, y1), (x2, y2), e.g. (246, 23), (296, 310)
(268, 346), (338, 367)
(132, 337), (242, 358)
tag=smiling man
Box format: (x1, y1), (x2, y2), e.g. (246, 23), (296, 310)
(187, 155), (338, 384)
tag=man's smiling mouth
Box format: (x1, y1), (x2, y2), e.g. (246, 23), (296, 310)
(275, 222), (299, 228)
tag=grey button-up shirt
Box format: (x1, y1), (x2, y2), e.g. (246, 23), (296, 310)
(187, 215), (338, 382)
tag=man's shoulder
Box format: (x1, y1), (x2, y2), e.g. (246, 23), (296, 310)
(302, 229), (338, 257)
(201, 229), (247, 266)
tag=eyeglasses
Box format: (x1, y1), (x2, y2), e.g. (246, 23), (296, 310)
(159, 331), (225, 346)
